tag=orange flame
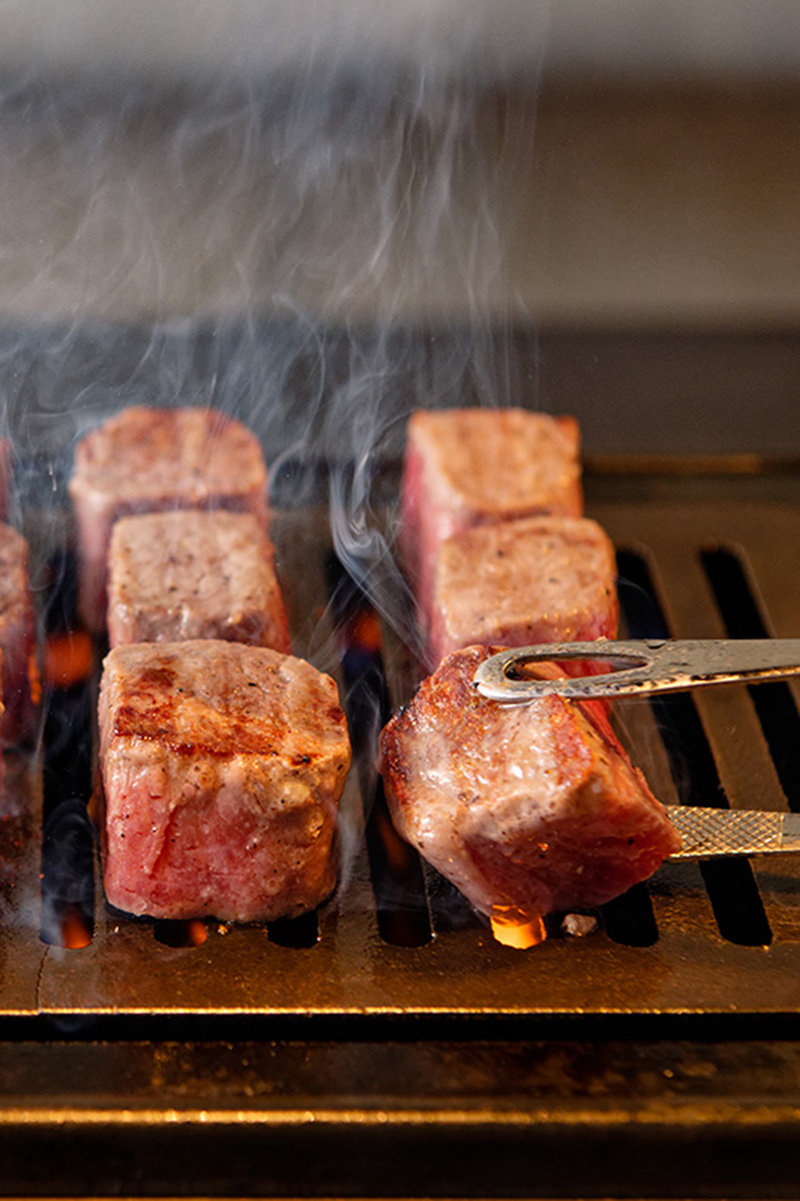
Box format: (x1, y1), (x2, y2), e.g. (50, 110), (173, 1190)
(490, 905), (547, 950)
(44, 631), (94, 689)
(60, 906), (92, 950)
(349, 610), (382, 652)
(186, 919), (208, 946)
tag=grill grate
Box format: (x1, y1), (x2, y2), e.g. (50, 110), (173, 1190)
(2, 478), (800, 1020)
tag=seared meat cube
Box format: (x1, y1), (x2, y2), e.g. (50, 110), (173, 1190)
(379, 644), (680, 922)
(107, 510), (290, 652)
(399, 408), (582, 619)
(98, 640), (351, 922)
(69, 406), (269, 631)
(428, 515), (618, 666)
(0, 524), (38, 745)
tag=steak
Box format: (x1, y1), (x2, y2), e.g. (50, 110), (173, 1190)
(428, 515), (618, 666)
(0, 524), (38, 746)
(69, 406), (269, 632)
(399, 408), (582, 620)
(378, 644), (681, 922)
(107, 510), (291, 652)
(98, 640), (351, 922)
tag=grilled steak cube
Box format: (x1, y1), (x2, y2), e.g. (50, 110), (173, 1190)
(399, 408), (582, 621)
(379, 644), (680, 922)
(428, 515), (618, 666)
(107, 510), (291, 652)
(69, 406), (269, 631)
(0, 525), (38, 745)
(98, 640), (351, 922)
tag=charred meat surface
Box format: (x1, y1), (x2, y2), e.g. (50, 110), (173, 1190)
(379, 645), (681, 922)
(0, 523), (38, 746)
(108, 510), (290, 652)
(69, 406), (269, 631)
(399, 408), (583, 622)
(428, 514), (618, 667)
(98, 640), (351, 922)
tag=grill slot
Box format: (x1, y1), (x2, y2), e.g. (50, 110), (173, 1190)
(40, 798), (94, 949)
(267, 911), (320, 949)
(328, 551), (433, 949)
(703, 546), (800, 813)
(617, 548), (773, 948)
(600, 882), (658, 948)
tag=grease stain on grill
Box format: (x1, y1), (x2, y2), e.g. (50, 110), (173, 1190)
(618, 549), (773, 949)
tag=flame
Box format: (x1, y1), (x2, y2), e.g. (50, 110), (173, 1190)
(490, 905), (547, 950)
(44, 631), (94, 688)
(28, 651), (42, 705)
(59, 906), (92, 950)
(348, 610), (382, 652)
(186, 919), (208, 947)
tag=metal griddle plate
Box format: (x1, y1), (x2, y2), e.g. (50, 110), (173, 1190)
(0, 484), (797, 1020)
(3, 469), (800, 1199)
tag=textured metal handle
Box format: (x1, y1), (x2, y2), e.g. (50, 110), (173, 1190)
(665, 806), (800, 859)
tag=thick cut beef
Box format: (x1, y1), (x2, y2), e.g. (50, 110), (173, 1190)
(428, 515), (618, 666)
(108, 510), (290, 652)
(69, 406), (269, 631)
(399, 408), (582, 623)
(379, 645), (680, 922)
(0, 524), (38, 745)
(98, 640), (351, 922)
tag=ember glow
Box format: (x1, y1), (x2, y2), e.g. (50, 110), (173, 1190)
(490, 905), (548, 950)
(43, 632), (93, 690)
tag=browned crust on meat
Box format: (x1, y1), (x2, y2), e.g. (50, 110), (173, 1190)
(405, 408), (582, 518)
(379, 644), (681, 918)
(0, 523), (38, 744)
(429, 514), (619, 663)
(107, 510), (290, 651)
(98, 641), (351, 922)
(102, 641), (348, 761)
(69, 406), (267, 503)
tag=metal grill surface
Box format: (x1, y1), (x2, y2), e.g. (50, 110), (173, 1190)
(2, 478), (800, 1021)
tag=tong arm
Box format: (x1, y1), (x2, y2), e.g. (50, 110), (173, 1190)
(473, 639), (800, 702)
(665, 806), (800, 859)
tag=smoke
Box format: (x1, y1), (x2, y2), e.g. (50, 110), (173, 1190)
(0, 9), (548, 931)
(0, 17), (545, 615)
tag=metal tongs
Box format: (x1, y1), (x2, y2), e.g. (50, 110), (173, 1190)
(473, 638), (800, 860)
(474, 638), (800, 703)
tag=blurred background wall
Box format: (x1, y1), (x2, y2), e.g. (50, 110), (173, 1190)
(0, 0), (799, 329)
